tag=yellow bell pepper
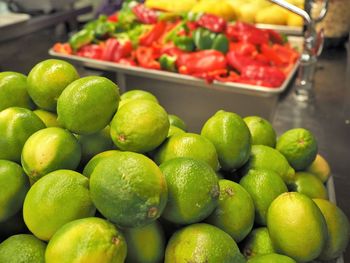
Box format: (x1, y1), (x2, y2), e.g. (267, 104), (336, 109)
(191, 0), (236, 21)
(145, 0), (198, 13)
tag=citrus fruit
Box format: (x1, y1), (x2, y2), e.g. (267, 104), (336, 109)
(82, 150), (119, 177)
(0, 72), (34, 111)
(154, 132), (219, 171)
(27, 59), (79, 111)
(243, 116), (276, 147)
(306, 154), (331, 182)
(0, 107), (45, 162)
(0, 160), (29, 222)
(276, 128), (318, 171)
(124, 220), (165, 263)
(241, 145), (295, 185)
(247, 253), (296, 263)
(76, 126), (115, 165)
(0, 234), (46, 263)
(57, 76), (120, 135)
(45, 217), (127, 263)
(21, 127), (81, 182)
(239, 169), (288, 225)
(159, 157), (219, 224)
(90, 151), (168, 227)
(110, 99), (169, 153)
(168, 114), (187, 131)
(206, 179), (254, 242)
(121, 89), (158, 103)
(267, 192), (328, 262)
(201, 110), (251, 171)
(289, 172), (328, 199)
(241, 227), (275, 259)
(23, 169), (96, 241)
(164, 223), (246, 263)
(167, 125), (185, 137)
(313, 198), (350, 261)
(33, 109), (61, 127)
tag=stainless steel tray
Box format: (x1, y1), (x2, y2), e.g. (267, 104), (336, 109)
(255, 23), (303, 36)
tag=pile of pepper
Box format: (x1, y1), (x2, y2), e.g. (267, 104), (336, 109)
(53, 1), (299, 88)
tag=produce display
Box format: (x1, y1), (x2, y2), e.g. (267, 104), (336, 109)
(53, 1), (300, 88)
(0, 59), (349, 262)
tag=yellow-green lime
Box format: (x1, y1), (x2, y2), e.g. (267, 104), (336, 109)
(164, 223), (246, 263)
(21, 127), (81, 182)
(201, 110), (251, 171)
(239, 169), (288, 225)
(124, 220), (165, 263)
(0, 234), (46, 263)
(45, 217), (127, 263)
(243, 116), (276, 147)
(241, 145), (295, 185)
(276, 128), (318, 171)
(168, 114), (187, 131)
(313, 198), (350, 261)
(82, 150), (119, 177)
(247, 253), (296, 263)
(267, 192), (328, 262)
(90, 151), (168, 227)
(167, 125), (185, 137)
(0, 160), (29, 222)
(110, 99), (169, 153)
(154, 132), (219, 171)
(290, 172), (328, 199)
(57, 76), (120, 135)
(27, 59), (79, 111)
(121, 89), (158, 103)
(306, 154), (331, 183)
(33, 109), (61, 127)
(0, 72), (34, 111)
(76, 126), (115, 165)
(0, 107), (45, 162)
(206, 179), (254, 242)
(241, 227), (275, 259)
(23, 169), (96, 241)
(159, 157), (219, 224)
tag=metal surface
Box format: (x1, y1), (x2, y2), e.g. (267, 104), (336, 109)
(255, 23), (303, 35)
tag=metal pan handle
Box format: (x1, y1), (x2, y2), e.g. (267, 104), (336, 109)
(311, 0), (329, 23)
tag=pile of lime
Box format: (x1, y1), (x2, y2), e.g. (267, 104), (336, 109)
(0, 59), (348, 263)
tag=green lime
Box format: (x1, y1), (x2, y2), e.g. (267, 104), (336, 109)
(0, 72), (34, 111)
(124, 220), (165, 263)
(241, 227), (275, 259)
(160, 157), (219, 224)
(241, 145), (295, 185)
(201, 110), (251, 171)
(90, 151), (168, 227)
(0, 107), (45, 162)
(33, 109), (61, 127)
(27, 59), (79, 111)
(267, 192), (328, 262)
(0, 160), (29, 222)
(167, 125), (185, 137)
(121, 89), (158, 103)
(110, 99), (169, 153)
(154, 132), (219, 171)
(23, 169), (96, 241)
(290, 172), (328, 199)
(168, 114), (187, 131)
(45, 217), (127, 263)
(21, 127), (81, 182)
(313, 198), (350, 261)
(165, 223), (246, 263)
(82, 150), (120, 178)
(206, 179), (255, 242)
(243, 116), (276, 147)
(239, 169), (288, 225)
(276, 128), (318, 171)
(0, 234), (46, 263)
(247, 253), (296, 263)
(57, 76), (120, 135)
(306, 154), (331, 183)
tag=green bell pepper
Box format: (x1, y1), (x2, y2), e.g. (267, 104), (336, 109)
(174, 36), (195, 51)
(69, 29), (95, 51)
(159, 54), (177, 72)
(212, 33), (229, 53)
(193, 28), (229, 53)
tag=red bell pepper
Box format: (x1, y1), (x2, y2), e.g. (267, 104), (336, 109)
(101, 38), (133, 62)
(139, 21), (167, 46)
(214, 71), (240, 83)
(108, 13), (118, 22)
(226, 22), (269, 46)
(76, 44), (103, 59)
(229, 42), (256, 56)
(132, 4), (158, 24)
(240, 65), (286, 87)
(135, 46), (161, 70)
(261, 44), (284, 67)
(53, 43), (73, 55)
(265, 29), (284, 44)
(118, 58), (137, 66)
(196, 14), (226, 33)
(226, 51), (267, 72)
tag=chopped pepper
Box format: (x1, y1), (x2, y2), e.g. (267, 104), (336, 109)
(132, 3), (158, 24)
(135, 46), (161, 70)
(196, 14), (226, 33)
(53, 43), (72, 55)
(101, 38), (133, 62)
(240, 65), (286, 87)
(173, 36), (195, 51)
(139, 21), (167, 46)
(76, 44), (103, 60)
(69, 29), (95, 51)
(159, 54), (177, 72)
(193, 28), (229, 53)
